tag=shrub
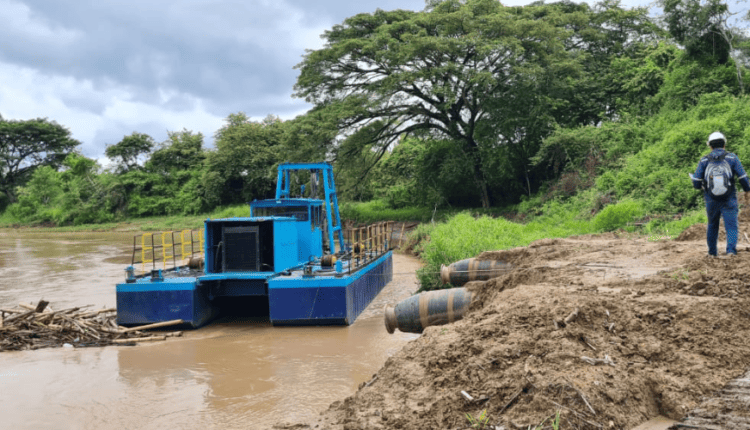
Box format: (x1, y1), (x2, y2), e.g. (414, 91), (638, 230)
(592, 200), (644, 231)
(416, 209), (596, 290)
(644, 210), (707, 236)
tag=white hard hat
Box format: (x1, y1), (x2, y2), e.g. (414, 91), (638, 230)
(708, 131), (726, 144)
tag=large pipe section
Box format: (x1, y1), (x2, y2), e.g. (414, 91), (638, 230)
(384, 288), (473, 334)
(440, 258), (509, 286)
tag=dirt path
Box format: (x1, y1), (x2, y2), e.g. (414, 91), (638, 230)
(274, 228), (750, 430)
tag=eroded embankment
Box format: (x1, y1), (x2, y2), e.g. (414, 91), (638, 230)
(276, 232), (750, 430)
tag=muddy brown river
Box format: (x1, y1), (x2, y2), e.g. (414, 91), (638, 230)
(0, 230), (420, 429)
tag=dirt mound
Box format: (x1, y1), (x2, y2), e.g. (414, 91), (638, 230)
(275, 231), (750, 430)
(676, 193), (750, 243)
(675, 224), (706, 241)
(675, 222), (731, 242)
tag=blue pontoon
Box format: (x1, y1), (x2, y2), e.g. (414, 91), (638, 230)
(116, 162), (393, 328)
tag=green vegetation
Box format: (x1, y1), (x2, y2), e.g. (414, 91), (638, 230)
(531, 410), (562, 430)
(0, 117), (80, 210)
(1, 0), (747, 292)
(592, 200), (644, 232)
(465, 409), (490, 429)
(0, 204), (250, 232)
(0, 0), (706, 225)
(340, 201), (438, 224)
(339, 199), (513, 224)
(413, 200), (600, 290)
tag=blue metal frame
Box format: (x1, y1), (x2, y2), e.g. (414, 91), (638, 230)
(249, 200), (324, 262)
(275, 162), (344, 253)
(203, 217), (301, 275)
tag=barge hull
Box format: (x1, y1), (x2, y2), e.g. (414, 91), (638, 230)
(269, 251), (393, 325)
(115, 252), (393, 328)
(116, 278), (217, 328)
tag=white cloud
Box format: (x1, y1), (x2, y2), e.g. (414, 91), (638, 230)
(0, 62), (225, 158)
(0, 0), (329, 160)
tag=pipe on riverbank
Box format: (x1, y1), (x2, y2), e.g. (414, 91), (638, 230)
(384, 287), (473, 334)
(440, 258), (510, 286)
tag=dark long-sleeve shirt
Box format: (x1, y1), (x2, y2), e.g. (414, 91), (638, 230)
(693, 148), (750, 193)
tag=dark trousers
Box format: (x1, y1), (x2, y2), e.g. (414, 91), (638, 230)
(705, 194), (739, 255)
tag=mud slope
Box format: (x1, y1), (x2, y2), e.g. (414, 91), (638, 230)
(276, 231), (750, 430)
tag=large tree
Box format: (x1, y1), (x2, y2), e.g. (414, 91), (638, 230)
(147, 129), (206, 175)
(660, 0), (747, 93)
(105, 132), (155, 173)
(203, 113), (284, 206)
(0, 117), (80, 204)
(295, 0), (659, 207)
(295, 0), (580, 208)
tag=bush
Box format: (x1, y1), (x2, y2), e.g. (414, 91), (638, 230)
(592, 200), (643, 231)
(644, 210), (707, 237)
(340, 200), (448, 223)
(415, 209), (596, 291)
(212, 204), (251, 218)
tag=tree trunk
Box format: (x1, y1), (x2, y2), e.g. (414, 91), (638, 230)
(478, 177), (491, 209)
(3, 187), (16, 204)
(524, 167), (532, 197)
(470, 152), (491, 209)
(463, 138), (491, 209)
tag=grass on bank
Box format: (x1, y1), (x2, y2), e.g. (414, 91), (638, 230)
(0, 204), (252, 232)
(0, 199), (497, 231)
(410, 198), (707, 291)
(339, 199), (511, 224)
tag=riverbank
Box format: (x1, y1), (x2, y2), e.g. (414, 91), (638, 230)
(0, 215), (209, 232)
(275, 227), (750, 429)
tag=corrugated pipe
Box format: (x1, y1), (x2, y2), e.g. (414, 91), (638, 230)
(384, 287), (472, 334)
(440, 258), (510, 286)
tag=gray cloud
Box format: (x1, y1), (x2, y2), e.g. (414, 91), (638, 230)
(0, 0), (438, 157)
(1, 0), (428, 114)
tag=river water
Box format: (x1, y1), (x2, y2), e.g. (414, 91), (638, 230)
(0, 230), (420, 429)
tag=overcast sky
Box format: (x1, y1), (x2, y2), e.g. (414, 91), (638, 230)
(0, 0), (654, 162)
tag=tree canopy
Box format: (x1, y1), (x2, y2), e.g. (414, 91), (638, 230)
(295, 0), (656, 207)
(5, 0), (750, 226)
(0, 117), (80, 205)
(203, 113), (284, 206)
(105, 132), (155, 173)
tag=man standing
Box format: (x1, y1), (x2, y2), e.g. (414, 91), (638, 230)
(692, 131), (750, 257)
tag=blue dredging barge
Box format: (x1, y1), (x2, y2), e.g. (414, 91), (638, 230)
(116, 163), (393, 328)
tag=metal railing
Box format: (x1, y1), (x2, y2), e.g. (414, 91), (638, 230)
(131, 229), (204, 274)
(343, 221), (394, 271)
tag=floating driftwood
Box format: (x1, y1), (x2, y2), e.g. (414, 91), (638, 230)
(0, 299), (183, 352)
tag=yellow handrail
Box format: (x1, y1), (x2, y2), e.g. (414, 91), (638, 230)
(180, 230), (191, 260)
(141, 234), (153, 272)
(161, 232), (174, 268)
(133, 230), (203, 274)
